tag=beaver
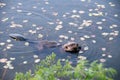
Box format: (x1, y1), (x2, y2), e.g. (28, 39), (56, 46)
(62, 42), (81, 53)
(9, 33), (81, 53)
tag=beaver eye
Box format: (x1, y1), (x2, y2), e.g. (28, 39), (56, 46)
(65, 46), (68, 49)
(76, 44), (79, 46)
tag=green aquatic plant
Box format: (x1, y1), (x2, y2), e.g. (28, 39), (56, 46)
(14, 53), (116, 80)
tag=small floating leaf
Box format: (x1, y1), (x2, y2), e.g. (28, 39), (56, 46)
(0, 58), (7, 63)
(34, 59), (40, 63)
(23, 61), (28, 64)
(24, 42), (29, 46)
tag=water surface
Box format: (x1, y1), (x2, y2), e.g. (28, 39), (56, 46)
(0, 0), (120, 80)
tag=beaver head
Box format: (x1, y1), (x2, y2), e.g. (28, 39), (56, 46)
(62, 42), (81, 53)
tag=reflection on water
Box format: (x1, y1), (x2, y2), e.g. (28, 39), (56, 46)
(0, 0), (120, 80)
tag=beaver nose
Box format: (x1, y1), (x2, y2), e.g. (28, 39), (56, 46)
(73, 47), (78, 51)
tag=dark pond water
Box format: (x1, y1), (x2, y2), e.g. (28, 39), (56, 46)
(0, 0), (120, 80)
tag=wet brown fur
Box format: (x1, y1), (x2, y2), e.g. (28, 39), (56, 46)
(62, 42), (81, 53)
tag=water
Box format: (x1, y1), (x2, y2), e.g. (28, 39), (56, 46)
(0, 0), (120, 80)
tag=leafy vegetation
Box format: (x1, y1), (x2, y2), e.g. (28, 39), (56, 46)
(14, 53), (116, 80)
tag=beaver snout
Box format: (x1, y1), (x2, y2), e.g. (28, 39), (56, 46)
(73, 47), (79, 51)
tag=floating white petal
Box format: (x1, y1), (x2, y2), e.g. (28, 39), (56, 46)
(34, 59), (40, 63)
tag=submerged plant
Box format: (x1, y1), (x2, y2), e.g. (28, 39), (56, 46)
(14, 53), (116, 80)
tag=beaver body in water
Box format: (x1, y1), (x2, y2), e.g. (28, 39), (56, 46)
(9, 33), (81, 53)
